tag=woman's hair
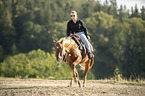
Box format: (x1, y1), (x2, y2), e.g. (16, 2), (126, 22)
(71, 11), (77, 15)
(71, 11), (78, 19)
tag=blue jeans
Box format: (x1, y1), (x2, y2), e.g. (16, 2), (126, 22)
(75, 32), (93, 52)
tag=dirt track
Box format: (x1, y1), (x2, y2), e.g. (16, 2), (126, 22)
(0, 79), (145, 96)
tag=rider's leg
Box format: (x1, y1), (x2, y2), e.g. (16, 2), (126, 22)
(72, 36), (83, 50)
(76, 33), (94, 59)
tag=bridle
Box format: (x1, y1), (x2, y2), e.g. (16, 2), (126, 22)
(56, 38), (80, 67)
(55, 42), (64, 67)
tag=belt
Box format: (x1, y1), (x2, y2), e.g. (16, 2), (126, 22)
(74, 31), (83, 33)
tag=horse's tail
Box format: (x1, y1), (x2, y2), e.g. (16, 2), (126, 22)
(89, 58), (94, 70)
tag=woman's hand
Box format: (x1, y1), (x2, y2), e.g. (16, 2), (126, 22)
(87, 35), (90, 40)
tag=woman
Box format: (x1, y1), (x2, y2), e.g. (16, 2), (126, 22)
(67, 11), (94, 59)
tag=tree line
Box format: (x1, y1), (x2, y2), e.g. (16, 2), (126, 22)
(0, 0), (145, 79)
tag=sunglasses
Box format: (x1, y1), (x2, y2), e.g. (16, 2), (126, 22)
(71, 15), (75, 17)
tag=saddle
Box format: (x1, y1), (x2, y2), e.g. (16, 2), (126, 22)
(70, 34), (86, 59)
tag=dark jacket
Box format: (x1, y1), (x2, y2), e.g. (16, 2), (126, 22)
(67, 19), (88, 37)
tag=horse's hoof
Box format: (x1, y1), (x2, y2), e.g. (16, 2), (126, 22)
(75, 77), (78, 83)
(83, 84), (86, 87)
(67, 85), (72, 87)
(79, 85), (82, 88)
(67, 85), (70, 87)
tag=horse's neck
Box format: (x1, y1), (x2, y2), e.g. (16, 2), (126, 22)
(63, 39), (77, 51)
(63, 38), (81, 59)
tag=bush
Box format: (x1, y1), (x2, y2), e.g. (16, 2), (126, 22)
(114, 67), (122, 81)
(0, 49), (72, 79)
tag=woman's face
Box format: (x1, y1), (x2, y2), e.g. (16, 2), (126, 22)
(71, 13), (77, 20)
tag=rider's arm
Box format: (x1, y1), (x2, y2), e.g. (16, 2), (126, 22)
(67, 22), (71, 37)
(80, 20), (88, 37)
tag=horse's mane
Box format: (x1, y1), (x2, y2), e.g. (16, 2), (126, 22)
(57, 37), (66, 43)
(70, 34), (80, 39)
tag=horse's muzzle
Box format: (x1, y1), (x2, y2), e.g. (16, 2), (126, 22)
(56, 54), (63, 62)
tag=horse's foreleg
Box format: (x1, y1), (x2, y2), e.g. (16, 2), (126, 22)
(70, 77), (74, 87)
(74, 68), (81, 87)
(69, 65), (79, 87)
(68, 70), (75, 87)
(70, 64), (81, 87)
(72, 56), (82, 87)
(67, 54), (82, 87)
(83, 59), (91, 87)
(67, 61), (75, 87)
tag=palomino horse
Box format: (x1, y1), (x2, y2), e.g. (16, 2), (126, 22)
(53, 37), (94, 87)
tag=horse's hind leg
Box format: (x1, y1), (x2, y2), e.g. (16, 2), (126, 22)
(83, 59), (91, 87)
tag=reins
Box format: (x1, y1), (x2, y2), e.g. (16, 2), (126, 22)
(56, 37), (80, 67)
(65, 39), (72, 52)
(62, 38), (79, 54)
(61, 38), (80, 62)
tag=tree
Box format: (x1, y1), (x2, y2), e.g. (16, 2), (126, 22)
(102, 0), (118, 17)
(130, 4), (140, 18)
(0, 0), (16, 55)
(85, 11), (119, 78)
(117, 4), (130, 21)
(141, 6), (145, 20)
(120, 18), (145, 78)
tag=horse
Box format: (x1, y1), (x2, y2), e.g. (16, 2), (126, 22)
(53, 36), (94, 87)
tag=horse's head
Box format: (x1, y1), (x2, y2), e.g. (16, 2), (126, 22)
(53, 37), (66, 62)
(53, 40), (63, 62)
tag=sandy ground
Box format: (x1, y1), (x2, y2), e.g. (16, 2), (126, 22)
(0, 79), (145, 96)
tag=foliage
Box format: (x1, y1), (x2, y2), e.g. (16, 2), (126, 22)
(85, 11), (145, 79)
(0, 49), (72, 79)
(0, 0), (145, 79)
(114, 67), (122, 81)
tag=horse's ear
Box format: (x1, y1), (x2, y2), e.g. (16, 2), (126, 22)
(58, 37), (65, 44)
(60, 39), (64, 44)
(53, 40), (56, 44)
